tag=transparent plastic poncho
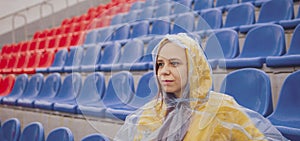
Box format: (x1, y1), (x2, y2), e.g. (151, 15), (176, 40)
(114, 33), (288, 141)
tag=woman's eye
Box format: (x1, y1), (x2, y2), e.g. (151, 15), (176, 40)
(157, 62), (164, 67)
(171, 62), (180, 66)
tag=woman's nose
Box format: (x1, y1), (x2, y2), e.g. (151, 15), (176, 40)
(160, 65), (170, 75)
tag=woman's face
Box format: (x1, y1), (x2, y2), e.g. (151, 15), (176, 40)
(157, 42), (188, 98)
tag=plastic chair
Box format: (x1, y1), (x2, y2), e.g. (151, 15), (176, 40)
(110, 14), (124, 26)
(97, 42), (122, 71)
(95, 27), (114, 43)
(224, 3), (255, 31)
(150, 18), (170, 36)
(46, 127), (74, 141)
(130, 1), (144, 11)
(267, 70), (300, 140)
(45, 49), (68, 73)
(12, 53), (30, 74)
(122, 10), (139, 23)
(219, 24), (286, 69)
(63, 47), (84, 73)
(193, 0), (213, 11)
(35, 51), (55, 73)
(16, 73), (44, 106)
(171, 12), (195, 34)
(204, 29), (239, 69)
(215, 0), (238, 12)
(137, 7), (155, 20)
(130, 21), (149, 39)
(111, 24), (130, 43)
(143, 0), (155, 8)
(239, 0), (294, 33)
(220, 68), (273, 117)
(0, 74), (15, 96)
(106, 71), (157, 120)
(1, 74), (28, 105)
(266, 23), (300, 67)
(279, 4), (300, 29)
(79, 45), (102, 72)
(195, 8), (222, 32)
(76, 72), (106, 116)
(81, 133), (110, 141)
(19, 122), (44, 141)
(83, 29), (97, 46)
(23, 73), (61, 108)
(0, 118), (21, 141)
(173, 0), (192, 15)
(154, 3), (173, 18)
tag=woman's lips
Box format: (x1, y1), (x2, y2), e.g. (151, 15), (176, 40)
(161, 80), (174, 85)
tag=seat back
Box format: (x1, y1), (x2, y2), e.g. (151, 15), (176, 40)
(205, 29), (239, 60)
(55, 73), (81, 100)
(130, 1), (144, 11)
(50, 49), (68, 67)
(19, 122), (44, 141)
(77, 72), (105, 105)
(19, 73), (44, 99)
(224, 3), (255, 28)
(119, 39), (144, 64)
(172, 12), (195, 34)
(143, 0), (155, 8)
(154, 3), (173, 18)
(46, 127), (74, 141)
(26, 52), (41, 69)
(122, 11), (139, 23)
(96, 27), (113, 43)
(215, 0), (238, 7)
(103, 71), (135, 106)
(81, 133), (110, 141)
(38, 51), (55, 68)
(0, 74), (16, 96)
(15, 53), (29, 70)
(150, 19), (170, 35)
(287, 24), (300, 55)
(258, 0), (294, 23)
(220, 68), (273, 116)
(64, 47), (84, 67)
(112, 24), (130, 41)
(84, 30), (97, 45)
(4, 74), (28, 98)
(141, 37), (162, 62)
(110, 14), (124, 25)
(80, 45), (102, 66)
(99, 42), (122, 64)
(173, 0), (192, 14)
(196, 8), (222, 31)
(193, 0), (213, 11)
(0, 118), (21, 141)
(36, 73), (61, 99)
(137, 7), (154, 20)
(239, 24), (285, 58)
(130, 21), (149, 38)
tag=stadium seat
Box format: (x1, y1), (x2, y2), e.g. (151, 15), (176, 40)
(103, 71), (135, 120)
(130, 1), (144, 11)
(36, 38), (49, 52)
(45, 49), (68, 73)
(28, 39), (38, 53)
(279, 4), (300, 29)
(267, 70), (300, 140)
(110, 14), (124, 26)
(266, 24), (300, 67)
(241, 0), (271, 7)
(46, 127), (74, 141)
(122, 10), (139, 23)
(96, 27), (114, 44)
(51, 73), (82, 114)
(83, 29), (97, 46)
(79, 45), (102, 72)
(150, 18), (171, 36)
(13, 53), (29, 74)
(16, 73), (44, 106)
(2, 54), (18, 74)
(219, 24), (286, 69)
(0, 56), (10, 73)
(1, 74), (28, 105)
(136, 7), (155, 21)
(63, 47), (84, 73)
(35, 51), (55, 73)
(23, 52), (42, 74)
(76, 72), (106, 116)
(171, 12), (195, 34)
(172, 0), (192, 15)
(154, 3), (173, 18)
(97, 42), (122, 71)
(81, 133), (110, 141)
(224, 3), (255, 31)
(0, 74), (16, 96)
(193, 0), (213, 11)
(23, 73), (61, 108)
(204, 29), (239, 69)
(220, 68), (273, 117)
(215, 0), (238, 12)
(239, 0), (294, 33)
(19, 122), (44, 141)
(111, 24), (130, 43)
(130, 21), (149, 39)
(143, 0), (155, 8)
(0, 118), (21, 141)
(106, 71), (157, 120)
(195, 8), (222, 35)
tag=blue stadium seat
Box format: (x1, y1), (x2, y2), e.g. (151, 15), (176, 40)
(219, 24), (286, 69)
(136, 7), (155, 21)
(76, 72), (106, 116)
(266, 24), (300, 67)
(97, 42), (121, 71)
(239, 0), (294, 33)
(52, 73), (82, 114)
(0, 118), (21, 141)
(79, 45), (102, 72)
(267, 70), (300, 141)
(220, 68), (273, 117)
(81, 133), (110, 141)
(1, 74), (28, 104)
(20, 73), (61, 108)
(154, 3), (173, 18)
(111, 24), (130, 44)
(122, 11), (139, 23)
(171, 12), (195, 34)
(150, 18), (170, 36)
(215, 0), (238, 12)
(110, 14), (124, 26)
(63, 47), (84, 73)
(130, 21), (149, 39)
(195, 8), (222, 35)
(172, 0), (192, 15)
(47, 49), (68, 73)
(204, 29), (239, 69)
(130, 1), (144, 11)
(241, 0), (270, 7)
(34, 73), (81, 111)
(143, 0), (155, 8)
(46, 127), (73, 141)
(224, 3), (255, 31)
(83, 29), (97, 47)
(106, 71), (157, 120)
(103, 71), (135, 120)
(279, 4), (300, 29)
(96, 27), (113, 43)
(193, 0), (213, 11)
(19, 122), (44, 141)
(130, 37), (162, 70)
(16, 73), (44, 106)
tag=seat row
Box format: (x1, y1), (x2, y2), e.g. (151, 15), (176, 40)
(0, 118), (110, 141)
(0, 71), (157, 120)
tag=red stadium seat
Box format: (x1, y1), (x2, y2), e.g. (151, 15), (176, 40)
(0, 74), (16, 96)
(2, 54), (18, 74)
(23, 52), (42, 74)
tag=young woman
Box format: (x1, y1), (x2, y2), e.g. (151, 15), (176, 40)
(115, 33), (287, 141)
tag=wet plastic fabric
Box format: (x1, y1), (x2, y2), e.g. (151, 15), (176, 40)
(114, 33), (288, 141)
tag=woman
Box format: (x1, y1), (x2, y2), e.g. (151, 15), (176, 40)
(114, 33), (287, 140)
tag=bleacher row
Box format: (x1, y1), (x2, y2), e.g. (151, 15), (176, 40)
(0, 118), (110, 141)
